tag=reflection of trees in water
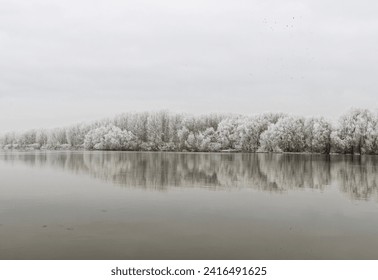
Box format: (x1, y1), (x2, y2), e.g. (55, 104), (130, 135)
(1, 152), (378, 199)
(80, 153), (331, 192)
(256, 154), (331, 191)
(331, 155), (378, 200)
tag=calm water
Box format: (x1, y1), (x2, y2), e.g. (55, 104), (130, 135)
(1, 151), (378, 260)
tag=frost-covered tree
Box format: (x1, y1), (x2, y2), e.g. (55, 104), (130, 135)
(199, 127), (222, 152)
(217, 116), (242, 150)
(47, 128), (68, 148)
(84, 126), (107, 150)
(36, 130), (48, 147)
(168, 113), (184, 146)
(331, 108), (375, 154)
(185, 132), (199, 151)
(146, 112), (167, 150)
(84, 125), (137, 150)
(66, 124), (89, 148)
(304, 117), (332, 154)
(177, 126), (190, 150)
(0, 132), (16, 149)
(236, 113), (285, 152)
(259, 116), (306, 152)
(17, 130), (37, 146)
(364, 112), (378, 154)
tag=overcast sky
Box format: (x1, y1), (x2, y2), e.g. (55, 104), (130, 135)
(1, 0), (377, 132)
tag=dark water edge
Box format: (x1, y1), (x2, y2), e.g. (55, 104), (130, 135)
(1, 151), (378, 260)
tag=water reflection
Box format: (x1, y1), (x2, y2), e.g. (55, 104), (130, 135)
(1, 152), (377, 199)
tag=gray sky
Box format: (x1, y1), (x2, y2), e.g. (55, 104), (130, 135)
(1, 0), (377, 132)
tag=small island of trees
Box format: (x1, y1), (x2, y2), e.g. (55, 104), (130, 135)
(1, 108), (378, 154)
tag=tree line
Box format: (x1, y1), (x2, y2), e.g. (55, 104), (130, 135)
(1, 108), (378, 154)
